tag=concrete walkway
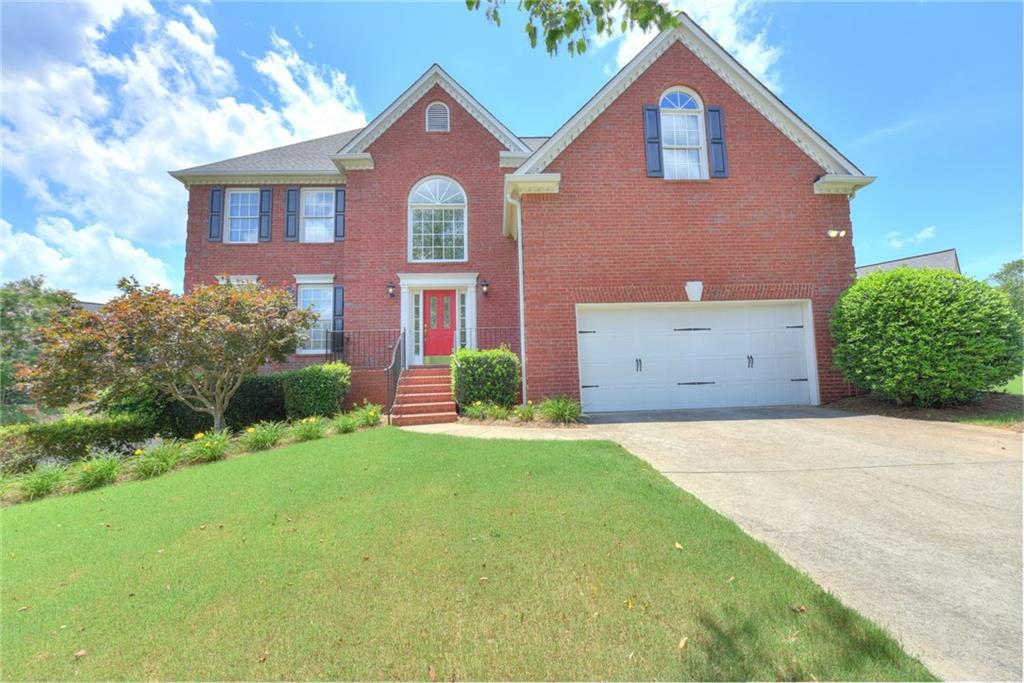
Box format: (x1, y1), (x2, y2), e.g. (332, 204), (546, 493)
(407, 406), (1023, 681)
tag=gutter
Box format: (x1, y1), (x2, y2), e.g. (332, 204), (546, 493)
(509, 193), (528, 404)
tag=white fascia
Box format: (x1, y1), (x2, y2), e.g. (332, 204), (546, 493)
(813, 174), (876, 198)
(503, 173), (561, 237)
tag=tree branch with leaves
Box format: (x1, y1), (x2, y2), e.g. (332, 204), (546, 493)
(19, 278), (318, 431)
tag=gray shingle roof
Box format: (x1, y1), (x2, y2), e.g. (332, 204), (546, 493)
(171, 130), (550, 177)
(856, 248), (960, 277)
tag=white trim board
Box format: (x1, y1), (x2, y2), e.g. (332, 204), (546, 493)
(338, 65), (530, 156)
(517, 13), (869, 182)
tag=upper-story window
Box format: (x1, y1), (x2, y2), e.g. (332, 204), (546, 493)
(425, 101), (450, 132)
(660, 87), (707, 180)
(409, 176), (466, 262)
(301, 189), (335, 243)
(225, 189), (259, 243)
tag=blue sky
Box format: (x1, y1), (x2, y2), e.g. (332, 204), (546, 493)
(2, 1), (1020, 300)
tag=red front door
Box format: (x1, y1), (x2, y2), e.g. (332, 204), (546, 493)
(423, 289), (456, 358)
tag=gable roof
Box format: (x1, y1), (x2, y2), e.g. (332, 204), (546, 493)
(170, 130), (359, 179)
(516, 12), (868, 179)
(856, 248), (961, 277)
(338, 64), (531, 156)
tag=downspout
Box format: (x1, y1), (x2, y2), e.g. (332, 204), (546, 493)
(510, 193), (528, 404)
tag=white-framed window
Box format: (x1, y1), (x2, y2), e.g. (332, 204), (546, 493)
(458, 291), (467, 348)
(296, 284), (333, 354)
(413, 292), (422, 356)
(408, 176), (467, 262)
(215, 275), (258, 286)
(425, 101), (450, 132)
(225, 189), (260, 243)
(301, 189), (334, 243)
(660, 87), (708, 180)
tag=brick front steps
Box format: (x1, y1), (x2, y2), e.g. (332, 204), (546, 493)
(390, 366), (457, 426)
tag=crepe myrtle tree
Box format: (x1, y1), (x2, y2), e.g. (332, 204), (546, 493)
(467, 0), (678, 56)
(19, 278), (318, 432)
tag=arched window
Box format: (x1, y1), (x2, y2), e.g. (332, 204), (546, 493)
(425, 101), (450, 132)
(409, 176), (467, 262)
(659, 87), (707, 179)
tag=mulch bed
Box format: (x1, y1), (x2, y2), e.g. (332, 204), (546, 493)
(827, 391), (1023, 431)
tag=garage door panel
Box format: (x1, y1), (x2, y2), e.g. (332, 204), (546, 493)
(576, 302), (814, 412)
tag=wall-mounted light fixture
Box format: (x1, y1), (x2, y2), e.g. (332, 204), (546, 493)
(387, 282), (396, 298)
(826, 229), (848, 238)
(480, 279), (490, 296)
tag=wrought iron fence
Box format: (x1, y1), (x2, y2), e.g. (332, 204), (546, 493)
(317, 329), (401, 369)
(384, 330), (406, 425)
(454, 327), (521, 356)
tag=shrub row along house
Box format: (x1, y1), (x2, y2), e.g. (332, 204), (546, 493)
(170, 14), (873, 421)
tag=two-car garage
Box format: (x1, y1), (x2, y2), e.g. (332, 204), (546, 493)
(575, 301), (819, 413)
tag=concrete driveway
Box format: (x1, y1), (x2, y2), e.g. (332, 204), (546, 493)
(408, 406), (1023, 681)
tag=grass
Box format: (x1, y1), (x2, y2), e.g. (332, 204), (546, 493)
(1000, 374), (1023, 395)
(1, 429), (932, 681)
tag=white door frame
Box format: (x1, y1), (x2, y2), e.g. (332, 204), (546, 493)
(398, 272), (479, 365)
(574, 299), (821, 407)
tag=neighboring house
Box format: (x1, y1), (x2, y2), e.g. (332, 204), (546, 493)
(73, 301), (103, 313)
(171, 13), (873, 416)
(856, 248), (961, 277)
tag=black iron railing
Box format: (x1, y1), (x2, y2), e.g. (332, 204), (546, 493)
(453, 327), (521, 356)
(384, 329), (407, 424)
(308, 329), (400, 369)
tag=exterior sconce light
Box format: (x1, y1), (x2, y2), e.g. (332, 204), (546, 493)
(827, 229), (848, 238)
(387, 282), (396, 298)
(685, 280), (704, 302)
(480, 279), (490, 296)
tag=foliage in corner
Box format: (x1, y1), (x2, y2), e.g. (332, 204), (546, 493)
(19, 278), (317, 431)
(466, 0), (678, 56)
(989, 258), (1024, 315)
(451, 346), (521, 408)
(0, 276), (76, 405)
(830, 268), (1023, 407)
(282, 363), (352, 419)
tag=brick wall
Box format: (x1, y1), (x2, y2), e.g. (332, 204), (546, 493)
(520, 41), (858, 403)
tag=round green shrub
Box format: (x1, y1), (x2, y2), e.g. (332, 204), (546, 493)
(282, 363), (352, 419)
(451, 347), (521, 408)
(830, 268), (1023, 406)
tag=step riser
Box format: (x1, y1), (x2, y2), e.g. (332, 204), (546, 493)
(392, 413), (458, 427)
(402, 377), (452, 386)
(395, 392), (452, 405)
(404, 369), (451, 377)
(392, 401), (456, 416)
(397, 384), (451, 393)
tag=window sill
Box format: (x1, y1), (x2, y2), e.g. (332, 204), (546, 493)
(296, 350), (330, 356)
(407, 259), (470, 265)
(221, 241), (260, 245)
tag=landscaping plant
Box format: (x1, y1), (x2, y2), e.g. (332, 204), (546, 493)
(538, 396), (583, 423)
(451, 346), (520, 407)
(18, 465), (67, 500)
(831, 269), (1023, 406)
(187, 431), (231, 463)
(282, 363), (351, 419)
(239, 421), (289, 451)
(0, 412), (155, 463)
(332, 414), (358, 434)
(291, 417), (326, 442)
(513, 400), (535, 422)
(351, 401), (382, 427)
(74, 455), (122, 490)
(132, 442), (182, 479)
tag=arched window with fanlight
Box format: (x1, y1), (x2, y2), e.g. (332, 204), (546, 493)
(659, 87), (708, 179)
(408, 176), (467, 262)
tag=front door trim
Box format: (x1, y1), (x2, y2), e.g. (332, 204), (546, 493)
(398, 272), (479, 365)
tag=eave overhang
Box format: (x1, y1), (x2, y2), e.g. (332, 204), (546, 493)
(813, 174), (876, 198)
(168, 170), (344, 188)
(503, 173), (561, 237)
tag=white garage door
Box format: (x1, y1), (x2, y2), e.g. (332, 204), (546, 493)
(576, 302), (815, 413)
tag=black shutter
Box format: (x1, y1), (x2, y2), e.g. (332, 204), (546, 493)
(643, 105), (663, 178)
(285, 188), (299, 241)
(258, 188), (272, 241)
(334, 188), (346, 241)
(332, 285), (345, 353)
(706, 106), (728, 178)
(208, 187), (223, 241)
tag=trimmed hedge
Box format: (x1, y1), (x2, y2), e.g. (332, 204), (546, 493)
(282, 362), (352, 418)
(0, 412), (156, 473)
(451, 346), (521, 408)
(831, 268), (1024, 406)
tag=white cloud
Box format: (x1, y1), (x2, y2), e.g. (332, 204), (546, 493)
(886, 225), (936, 250)
(1, 1), (366, 297)
(0, 217), (173, 302)
(595, 1), (783, 92)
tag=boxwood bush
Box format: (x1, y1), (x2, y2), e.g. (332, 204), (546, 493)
(282, 362), (352, 418)
(451, 346), (521, 408)
(831, 268), (1023, 406)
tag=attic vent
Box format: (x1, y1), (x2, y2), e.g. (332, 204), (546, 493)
(425, 101), (450, 132)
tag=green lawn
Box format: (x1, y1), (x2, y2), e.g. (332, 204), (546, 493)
(1001, 374), (1023, 395)
(2, 429), (932, 681)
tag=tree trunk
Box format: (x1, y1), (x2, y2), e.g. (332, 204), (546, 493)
(212, 410), (225, 432)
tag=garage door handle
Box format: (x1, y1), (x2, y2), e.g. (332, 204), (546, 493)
(639, 358), (643, 372)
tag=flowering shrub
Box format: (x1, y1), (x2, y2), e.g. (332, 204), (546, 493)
(332, 414), (358, 434)
(291, 417), (326, 442)
(351, 401), (382, 427)
(133, 441), (182, 479)
(537, 396), (583, 424)
(513, 400), (535, 422)
(186, 430), (231, 463)
(74, 455), (122, 490)
(239, 421), (288, 451)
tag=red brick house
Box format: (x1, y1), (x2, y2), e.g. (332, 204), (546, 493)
(171, 15), (873, 421)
